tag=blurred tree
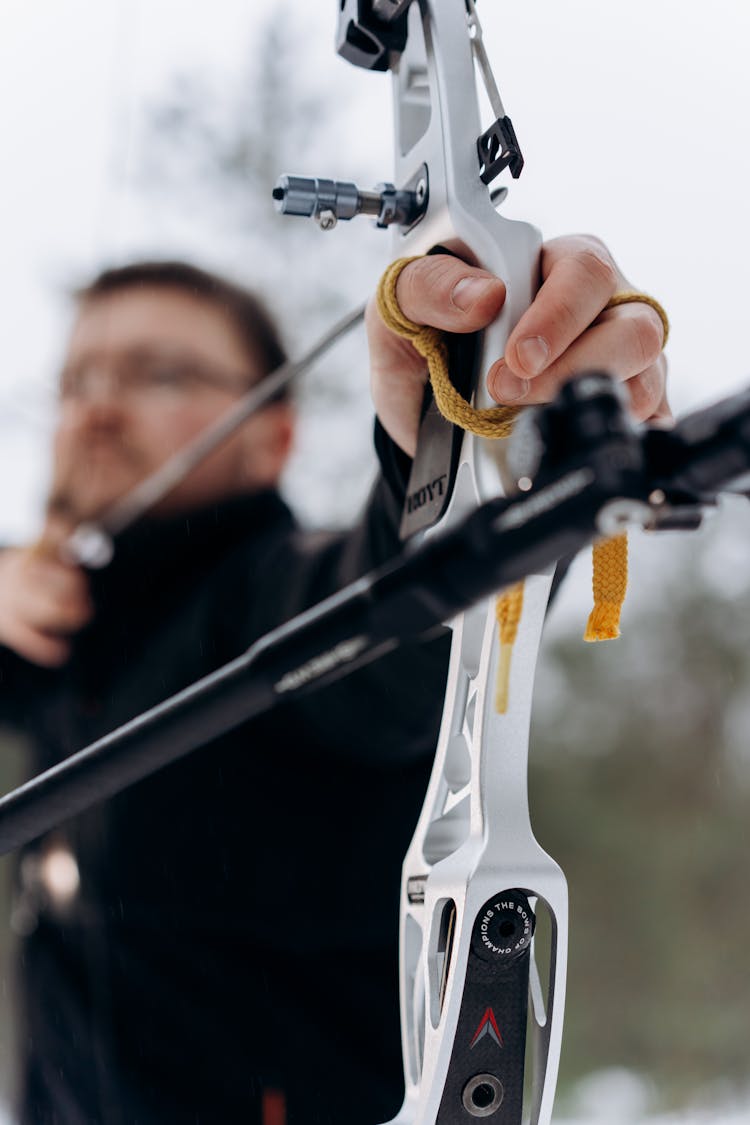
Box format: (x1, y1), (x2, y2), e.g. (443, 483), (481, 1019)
(137, 1), (392, 526)
(532, 506), (750, 1109)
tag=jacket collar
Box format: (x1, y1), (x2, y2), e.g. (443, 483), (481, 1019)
(87, 489), (293, 617)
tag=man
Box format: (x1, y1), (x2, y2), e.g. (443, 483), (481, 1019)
(0, 242), (667, 1124)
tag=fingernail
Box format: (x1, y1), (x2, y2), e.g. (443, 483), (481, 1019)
(517, 336), (549, 376)
(495, 369), (530, 402)
(451, 277), (495, 311)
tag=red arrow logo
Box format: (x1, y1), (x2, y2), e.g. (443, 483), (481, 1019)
(469, 1007), (504, 1049)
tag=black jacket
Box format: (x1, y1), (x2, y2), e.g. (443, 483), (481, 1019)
(0, 456), (449, 1124)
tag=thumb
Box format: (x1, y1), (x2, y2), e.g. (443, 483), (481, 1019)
(394, 255), (506, 333)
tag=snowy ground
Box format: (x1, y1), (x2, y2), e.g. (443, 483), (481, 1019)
(557, 1069), (750, 1125)
(2, 1071), (749, 1125)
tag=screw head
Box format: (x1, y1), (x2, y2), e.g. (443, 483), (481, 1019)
(415, 178), (427, 205)
(317, 209), (337, 231)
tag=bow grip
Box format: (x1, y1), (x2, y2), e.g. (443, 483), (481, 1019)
(388, 0), (542, 528)
(398, 218), (542, 542)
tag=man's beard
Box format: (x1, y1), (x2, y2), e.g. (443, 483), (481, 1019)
(47, 439), (151, 524)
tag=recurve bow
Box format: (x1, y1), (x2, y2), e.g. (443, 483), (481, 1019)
(276, 3), (564, 1120)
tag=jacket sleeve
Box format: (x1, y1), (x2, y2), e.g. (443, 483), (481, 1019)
(0, 647), (19, 723)
(0, 544), (50, 730)
(0, 644), (42, 731)
(214, 422), (451, 766)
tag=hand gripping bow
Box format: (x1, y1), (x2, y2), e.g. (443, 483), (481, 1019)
(276, 3), (563, 1121)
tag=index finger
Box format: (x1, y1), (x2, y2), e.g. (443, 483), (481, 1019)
(504, 236), (620, 378)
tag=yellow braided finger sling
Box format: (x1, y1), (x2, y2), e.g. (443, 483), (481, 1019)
(377, 256), (669, 711)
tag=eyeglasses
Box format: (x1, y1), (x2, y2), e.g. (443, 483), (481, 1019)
(59, 348), (256, 405)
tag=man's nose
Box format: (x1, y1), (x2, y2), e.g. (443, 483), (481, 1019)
(77, 368), (123, 405)
(65, 371), (134, 423)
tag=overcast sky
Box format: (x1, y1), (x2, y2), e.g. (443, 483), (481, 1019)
(2, 0), (750, 543)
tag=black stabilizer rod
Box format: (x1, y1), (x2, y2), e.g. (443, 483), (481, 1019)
(0, 473), (607, 857)
(0, 374), (748, 857)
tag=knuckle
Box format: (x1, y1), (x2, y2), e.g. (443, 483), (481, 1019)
(627, 366), (662, 420)
(627, 308), (664, 368)
(396, 261), (423, 312)
(402, 255), (452, 303)
(395, 256), (450, 322)
(548, 292), (581, 343)
(576, 241), (619, 294)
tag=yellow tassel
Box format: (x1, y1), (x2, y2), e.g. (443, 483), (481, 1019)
(495, 644), (514, 715)
(584, 534), (628, 641)
(495, 582), (525, 713)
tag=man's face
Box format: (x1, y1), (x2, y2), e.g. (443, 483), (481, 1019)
(51, 286), (293, 523)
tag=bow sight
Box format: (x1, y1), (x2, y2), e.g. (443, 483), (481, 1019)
(273, 0), (523, 235)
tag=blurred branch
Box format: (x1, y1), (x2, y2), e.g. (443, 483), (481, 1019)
(135, 2), (390, 525)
